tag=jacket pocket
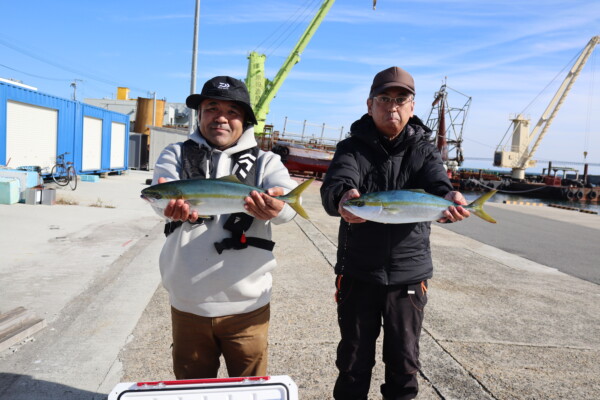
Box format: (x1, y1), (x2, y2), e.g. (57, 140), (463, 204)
(408, 280), (428, 311)
(334, 275), (353, 306)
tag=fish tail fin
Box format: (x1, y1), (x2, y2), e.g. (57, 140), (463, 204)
(280, 178), (315, 219)
(467, 190), (497, 223)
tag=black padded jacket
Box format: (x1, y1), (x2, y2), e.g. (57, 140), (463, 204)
(321, 114), (453, 285)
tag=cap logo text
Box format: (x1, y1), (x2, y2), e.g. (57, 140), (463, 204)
(218, 82), (230, 89)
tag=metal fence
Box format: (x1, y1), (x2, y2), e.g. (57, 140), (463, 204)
(277, 117), (346, 147)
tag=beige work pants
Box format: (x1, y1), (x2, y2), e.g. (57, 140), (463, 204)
(171, 304), (270, 379)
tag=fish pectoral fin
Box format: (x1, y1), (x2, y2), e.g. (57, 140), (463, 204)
(218, 175), (243, 184)
(187, 199), (204, 206)
(382, 206), (401, 214)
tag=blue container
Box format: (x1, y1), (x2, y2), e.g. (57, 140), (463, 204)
(80, 174), (100, 182)
(0, 170), (39, 192)
(0, 81), (130, 175)
(0, 177), (20, 204)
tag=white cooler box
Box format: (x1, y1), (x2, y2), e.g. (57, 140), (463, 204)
(108, 375), (298, 400)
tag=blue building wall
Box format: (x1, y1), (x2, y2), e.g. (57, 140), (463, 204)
(0, 81), (130, 173)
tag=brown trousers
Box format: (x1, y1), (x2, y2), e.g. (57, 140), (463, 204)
(171, 304), (270, 379)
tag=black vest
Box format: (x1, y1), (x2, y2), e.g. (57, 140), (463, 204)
(164, 139), (275, 254)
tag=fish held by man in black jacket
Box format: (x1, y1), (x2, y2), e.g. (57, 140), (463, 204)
(343, 189), (497, 224)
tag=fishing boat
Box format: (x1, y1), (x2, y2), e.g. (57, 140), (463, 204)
(271, 141), (334, 175)
(255, 122), (339, 178)
(272, 141), (334, 175)
(452, 162), (600, 204)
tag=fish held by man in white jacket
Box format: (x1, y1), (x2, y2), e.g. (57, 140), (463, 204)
(343, 189), (497, 224)
(141, 175), (314, 219)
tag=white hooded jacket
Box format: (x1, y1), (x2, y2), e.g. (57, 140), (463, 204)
(151, 126), (297, 317)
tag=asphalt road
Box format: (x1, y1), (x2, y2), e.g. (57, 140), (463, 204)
(441, 204), (600, 284)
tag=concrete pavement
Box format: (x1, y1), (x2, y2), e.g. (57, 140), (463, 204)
(1, 170), (163, 399)
(1, 171), (599, 399)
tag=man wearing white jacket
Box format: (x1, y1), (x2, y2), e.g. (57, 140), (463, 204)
(151, 76), (298, 379)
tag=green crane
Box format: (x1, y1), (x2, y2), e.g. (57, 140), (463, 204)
(245, 0), (336, 134)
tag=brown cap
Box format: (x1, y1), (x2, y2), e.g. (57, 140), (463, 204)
(369, 66), (415, 97)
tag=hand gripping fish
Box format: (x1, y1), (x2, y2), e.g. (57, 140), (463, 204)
(141, 175), (314, 219)
(343, 189), (497, 224)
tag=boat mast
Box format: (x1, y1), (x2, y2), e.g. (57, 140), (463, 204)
(426, 79), (471, 168)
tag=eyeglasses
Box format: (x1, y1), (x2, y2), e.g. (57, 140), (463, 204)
(373, 95), (413, 105)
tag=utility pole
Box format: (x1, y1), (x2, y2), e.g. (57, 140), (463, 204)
(70, 79), (82, 101)
(189, 0), (200, 134)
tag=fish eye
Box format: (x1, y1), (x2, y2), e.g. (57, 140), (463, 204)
(146, 192), (162, 200)
(354, 200), (365, 207)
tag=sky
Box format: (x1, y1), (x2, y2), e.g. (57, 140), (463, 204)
(1, 0), (599, 173)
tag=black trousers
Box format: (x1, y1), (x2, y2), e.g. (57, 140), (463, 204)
(333, 275), (428, 400)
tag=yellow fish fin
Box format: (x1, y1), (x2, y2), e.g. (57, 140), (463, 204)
(278, 178), (315, 219)
(467, 190), (497, 224)
(218, 175), (243, 184)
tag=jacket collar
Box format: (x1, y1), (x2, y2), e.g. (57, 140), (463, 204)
(349, 114), (431, 152)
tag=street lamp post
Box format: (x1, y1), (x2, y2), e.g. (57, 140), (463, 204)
(70, 79), (82, 101)
(189, 0), (200, 133)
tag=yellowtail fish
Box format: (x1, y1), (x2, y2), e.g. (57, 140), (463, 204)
(343, 189), (497, 224)
(141, 175), (314, 219)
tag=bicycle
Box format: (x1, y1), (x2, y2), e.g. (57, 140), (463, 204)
(51, 152), (78, 190)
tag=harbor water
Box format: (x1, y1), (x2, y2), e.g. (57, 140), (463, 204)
(459, 159), (600, 214)
(462, 190), (600, 214)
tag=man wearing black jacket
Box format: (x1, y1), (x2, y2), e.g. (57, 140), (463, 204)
(321, 66), (470, 400)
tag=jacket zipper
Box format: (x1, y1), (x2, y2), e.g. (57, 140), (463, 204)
(339, 222), (351, 273)
(385, 158), (392, 285)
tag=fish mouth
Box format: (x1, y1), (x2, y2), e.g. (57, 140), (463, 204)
(140, 194), (154, 203)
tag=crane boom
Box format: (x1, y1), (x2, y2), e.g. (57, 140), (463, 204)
(494, 36), (599, 179)
(519, 36), (599, 170)
(246, 0), (336, 134)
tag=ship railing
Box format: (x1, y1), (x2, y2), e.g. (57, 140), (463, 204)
(279, 117), (345, 149)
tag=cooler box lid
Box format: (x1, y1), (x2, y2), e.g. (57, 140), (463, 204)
(108, 375), (298, 400)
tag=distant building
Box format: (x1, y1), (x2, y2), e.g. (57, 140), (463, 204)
(83, 87), (190, 133)
(83, 87), (191, 169)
